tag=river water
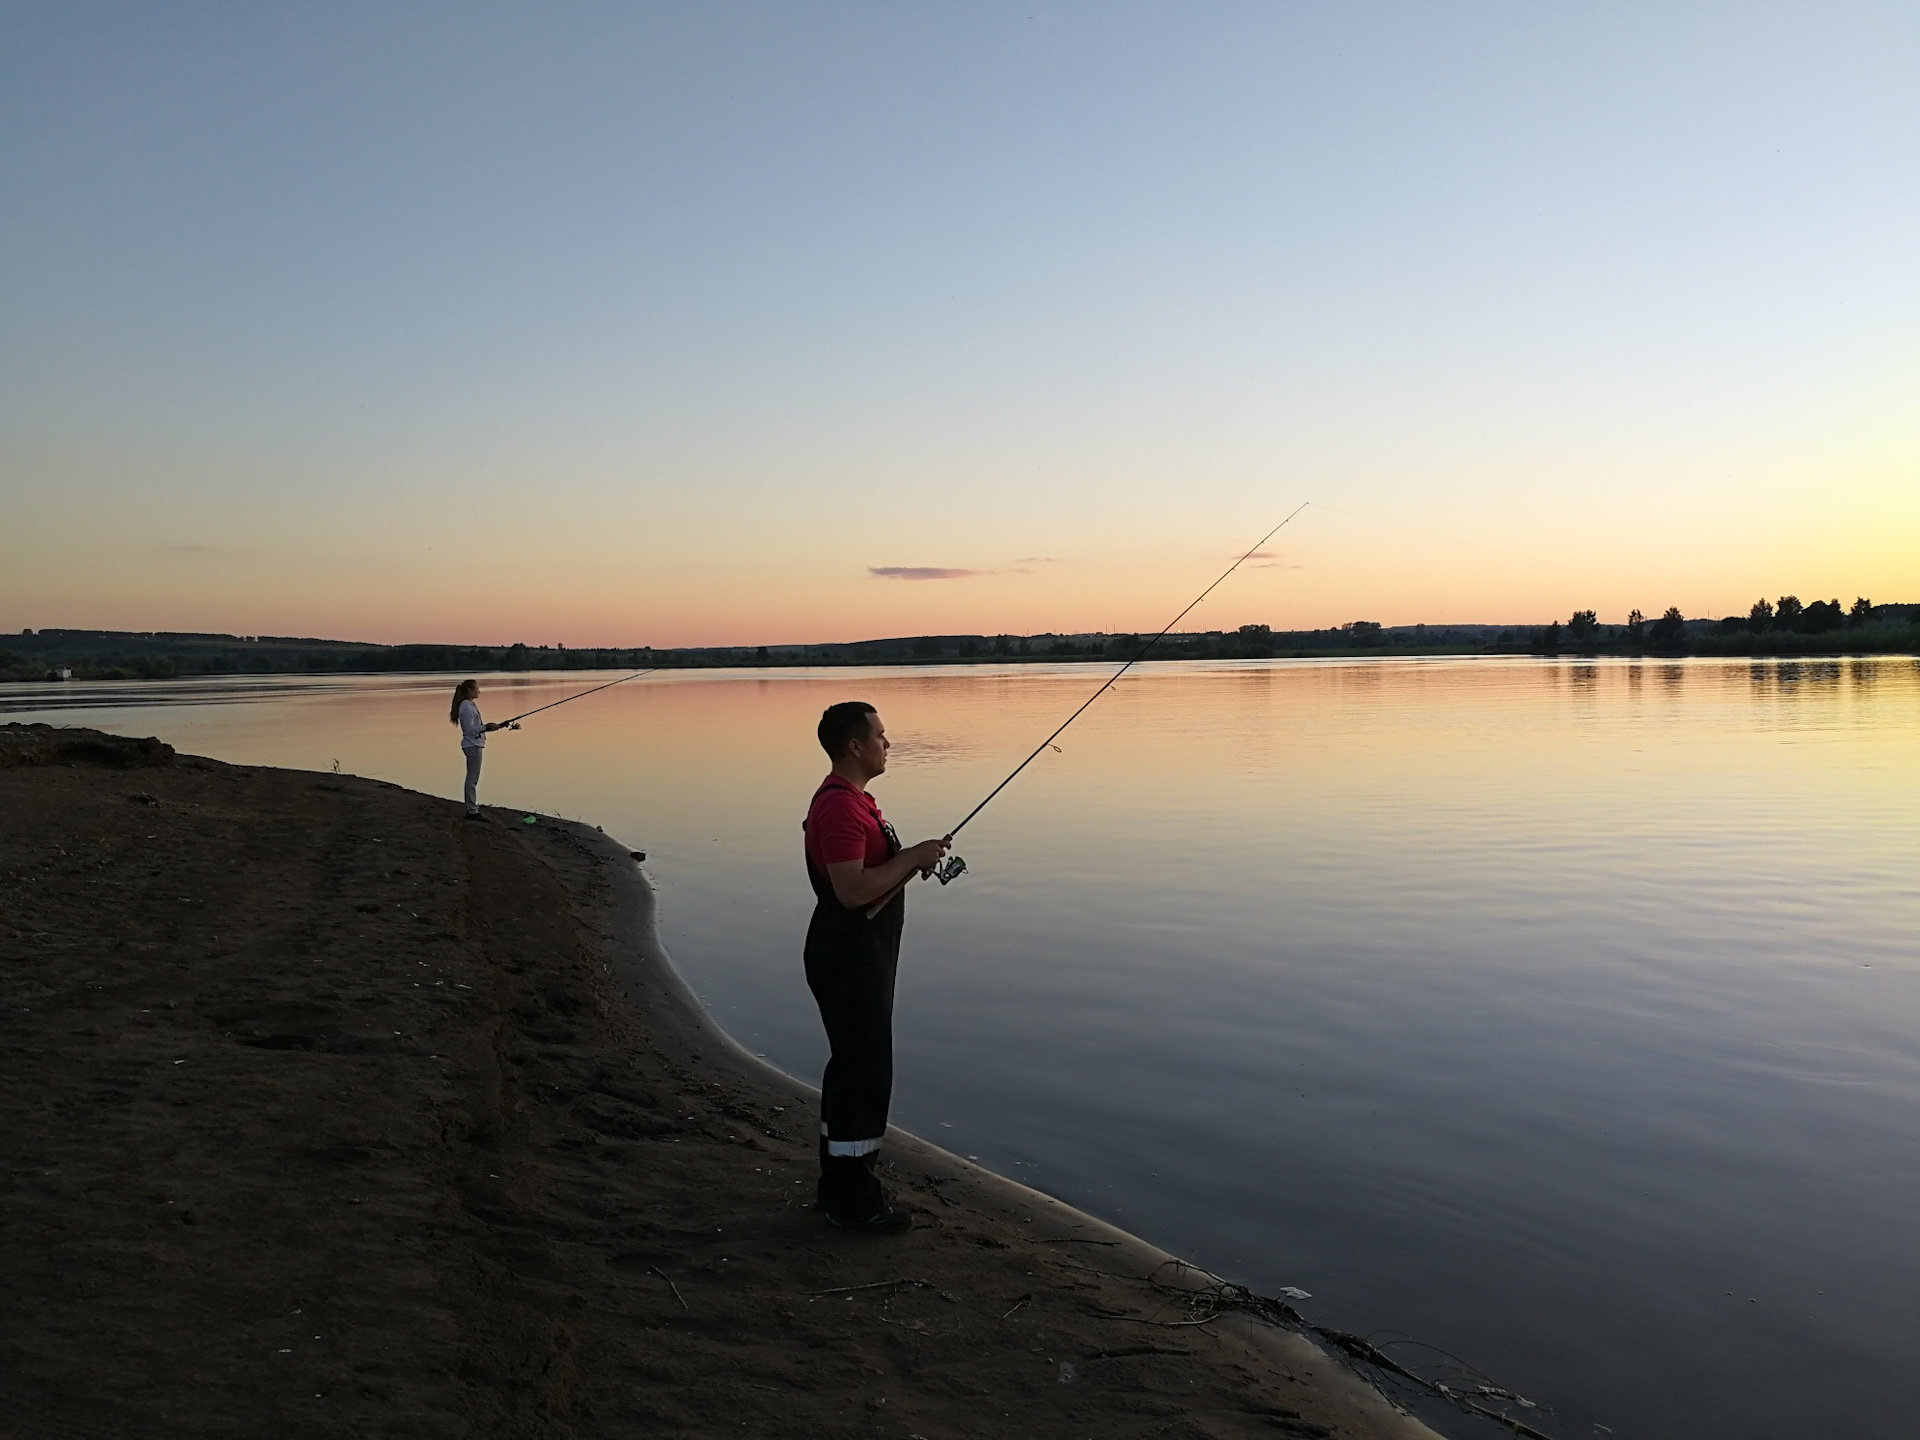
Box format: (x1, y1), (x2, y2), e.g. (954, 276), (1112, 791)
(6, 656), (1916, 1440)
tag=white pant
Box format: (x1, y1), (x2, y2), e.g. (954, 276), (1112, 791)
(462, 746), (483, 813)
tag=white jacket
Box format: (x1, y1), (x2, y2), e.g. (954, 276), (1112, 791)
(458, 699), (487, 749)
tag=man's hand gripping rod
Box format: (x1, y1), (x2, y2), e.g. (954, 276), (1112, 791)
(863, 503), (1308, 918)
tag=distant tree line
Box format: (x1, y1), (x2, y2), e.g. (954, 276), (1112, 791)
(0, 631), (659, 683)
(3, 600), (1914, 683)
(1527, 596), (1917, 655)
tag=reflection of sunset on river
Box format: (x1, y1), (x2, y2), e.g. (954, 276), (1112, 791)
(7, 654), (1917, 1438)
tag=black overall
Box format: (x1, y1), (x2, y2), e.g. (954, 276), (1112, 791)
(802, 810), (905, 1152)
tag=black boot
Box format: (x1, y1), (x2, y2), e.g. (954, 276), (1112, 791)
(820, 1150), (911, 1233)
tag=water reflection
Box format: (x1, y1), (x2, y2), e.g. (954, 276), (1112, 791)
(4, 655), (1918, 1440)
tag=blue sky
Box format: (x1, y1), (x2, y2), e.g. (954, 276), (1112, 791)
(4, 3), (1915, 644)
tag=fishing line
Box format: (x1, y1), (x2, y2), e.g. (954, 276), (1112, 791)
(1307, 499), (1547, 581)
(498, 667), (657, 727)
(867, 502), (1308, 916)
(950, 501), (1307, 843)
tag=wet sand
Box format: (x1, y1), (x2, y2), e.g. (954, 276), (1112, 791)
(0, 724), (1443, 1440)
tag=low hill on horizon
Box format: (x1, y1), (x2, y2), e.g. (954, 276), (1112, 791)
(4, 608), (1916, 683)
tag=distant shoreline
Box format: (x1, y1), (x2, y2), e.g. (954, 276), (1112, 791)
(5, 619), (1916, 685)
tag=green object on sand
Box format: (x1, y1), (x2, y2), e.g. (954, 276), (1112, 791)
(522, 815), (538, 825)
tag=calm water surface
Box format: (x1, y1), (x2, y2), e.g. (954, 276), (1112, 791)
(7, 657), (1917, 1440)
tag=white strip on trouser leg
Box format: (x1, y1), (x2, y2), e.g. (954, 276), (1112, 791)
(821, 1126), (882, 1158)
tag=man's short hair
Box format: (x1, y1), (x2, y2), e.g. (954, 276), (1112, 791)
(818, 701), (878, 760)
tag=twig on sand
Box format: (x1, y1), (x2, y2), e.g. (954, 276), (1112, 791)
(650, 1264), (688, 1310)
(1086, 1345), (1196, 1363)
(1037, 1236), (1121, 1246)
(1090, 1307), (1220, 1330)
(1043, 1255), (1132, 1281)
(809, 1277), (932, 1298)
(1001, 1293), (1033, 1320)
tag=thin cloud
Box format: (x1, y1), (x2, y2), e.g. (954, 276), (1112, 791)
(870, 556), (1055, 579)
(868, 566), (982, 581)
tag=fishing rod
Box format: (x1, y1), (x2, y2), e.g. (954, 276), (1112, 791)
(866, 501), (1309, 916)
(497, 667), (657, 727)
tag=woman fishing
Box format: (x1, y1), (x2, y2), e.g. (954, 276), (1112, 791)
(450, 678), (512, 819)
(446, 665), (653, 820)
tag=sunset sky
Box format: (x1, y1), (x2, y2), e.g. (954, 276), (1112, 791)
(3, 3), (1915, 648)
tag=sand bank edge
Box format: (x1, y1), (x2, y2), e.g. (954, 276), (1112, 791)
(539, 812), (1448, 1440)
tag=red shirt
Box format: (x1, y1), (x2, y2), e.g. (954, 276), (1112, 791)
(804, 774), (890, 870)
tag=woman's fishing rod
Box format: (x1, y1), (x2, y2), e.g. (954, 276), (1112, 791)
(498, 667), (657, 727)
(865, 502), (1308, 916)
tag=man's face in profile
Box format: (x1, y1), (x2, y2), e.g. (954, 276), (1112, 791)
(848, 712), (890, 778)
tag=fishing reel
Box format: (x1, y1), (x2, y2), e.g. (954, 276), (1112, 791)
(934, 854), (968, 886)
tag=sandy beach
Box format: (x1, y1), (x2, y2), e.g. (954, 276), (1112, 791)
(1, 723), (1444, 1440)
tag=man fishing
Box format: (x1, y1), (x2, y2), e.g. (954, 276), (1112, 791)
(803, 701), (950, 1232)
